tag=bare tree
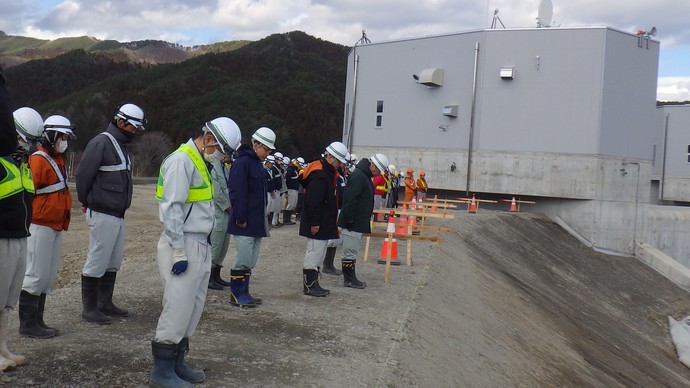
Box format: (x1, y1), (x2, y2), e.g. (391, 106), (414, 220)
(130, 131), (175, 177)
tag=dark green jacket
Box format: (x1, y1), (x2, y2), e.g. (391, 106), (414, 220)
(338, 158), (374, 233)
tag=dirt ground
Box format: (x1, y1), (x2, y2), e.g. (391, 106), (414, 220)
(3, 184), (690, 387)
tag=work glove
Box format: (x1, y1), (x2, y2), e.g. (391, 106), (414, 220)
(172, 248), (188, 275)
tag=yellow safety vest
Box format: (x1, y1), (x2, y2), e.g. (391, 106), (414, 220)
(155, 144), (213, 202)
(0, 158), (33, 199)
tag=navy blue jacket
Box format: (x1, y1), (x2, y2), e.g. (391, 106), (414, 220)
(268, 165), (282, 192)
(286, 164), (300, 190)
(227, 144), (268, 237)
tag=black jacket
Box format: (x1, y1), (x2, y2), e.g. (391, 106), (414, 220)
(338, 158), (374, 233)
(298, 158), (340, 240)
(0, 71), (31, 238)
(285, 164), (300, 190)
(75, 123), (133, 218)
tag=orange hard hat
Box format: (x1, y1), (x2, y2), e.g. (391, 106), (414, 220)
(420, 171), (425, 176)
(406, 168), (414, 173)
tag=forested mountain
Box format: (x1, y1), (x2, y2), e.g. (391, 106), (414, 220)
(3, 31), (350, 176)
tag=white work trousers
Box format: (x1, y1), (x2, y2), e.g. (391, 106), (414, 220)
(154, 233), (212, 345)
(210, 209), (230, 266)
(303, 238), (328, 270)
(340, 229), (363, 261)
(267, 192), (281, 213)
(23, 224), (63, 295)
(82, 209), (126, 277)
(286, 189), (298, 211)
(232, 236), (262, 270)
(0, 238), (26, 310)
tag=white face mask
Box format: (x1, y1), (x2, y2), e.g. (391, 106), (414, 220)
(203, 149), (224, 163)
(56, 140), (68, 153)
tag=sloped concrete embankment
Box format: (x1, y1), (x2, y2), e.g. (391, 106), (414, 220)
(386, 210), (690, 387)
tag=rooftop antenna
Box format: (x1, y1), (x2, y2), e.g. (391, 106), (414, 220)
(490, 9), (505, 29)
(357, 30), (371, 45)
(536, 0), (553, 28)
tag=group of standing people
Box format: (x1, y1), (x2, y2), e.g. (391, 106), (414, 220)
(0, 61), (429, 385)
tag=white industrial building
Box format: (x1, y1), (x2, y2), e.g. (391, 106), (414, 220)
(342, 26), (690, 285)
(655, 105), (690, 204)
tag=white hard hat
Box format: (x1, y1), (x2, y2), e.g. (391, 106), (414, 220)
(370, 153), (389, 173)
(388, 164), (397, 175)
(282, 156), (290, 165)
(205, 117), (242, 154)
(252, 127), (276, 149)
(114, 103), (146, 130)
(44, 115), (76, 139)
(350, 153), (358, 163)
(325, 141), (349, 164)
(266, 154), (275, 162)
(296, 157), (305, 164)
(13, 107), (44, 141)
(274, 151), (283, 160)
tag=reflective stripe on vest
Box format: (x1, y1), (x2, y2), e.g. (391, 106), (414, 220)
(155, 143), (213, 203)
(33, 151), (67, 195)
(98, 132), (131, 172)
(21, 163), (34, 194)
(0, 157), (24, 199)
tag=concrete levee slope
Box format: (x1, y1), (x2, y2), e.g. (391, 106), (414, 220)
(387, 210), (690, 387)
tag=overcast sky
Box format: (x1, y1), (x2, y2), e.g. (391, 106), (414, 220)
(2, 0), (689, 101)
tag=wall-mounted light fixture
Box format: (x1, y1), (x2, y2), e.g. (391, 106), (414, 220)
(500, 67), (515, 79)
(442, 105), (458, 117)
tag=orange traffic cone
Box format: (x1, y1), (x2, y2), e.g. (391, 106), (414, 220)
(385, 211), (396, 233)
(509, 196), (518, 212)
(376, 209), (384, 222)
(398, 205), (408, 222)
(408, 210), (419, 235)
(411, 198), (417, 210)
(468, 194), (477, 213)
(430, 195), (438, 212)
(378, 238), (399, 265)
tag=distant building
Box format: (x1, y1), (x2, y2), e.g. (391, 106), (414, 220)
(341, 26), (690, 264)
(655, 105), (690, 204)
(343, 26), (659, 201)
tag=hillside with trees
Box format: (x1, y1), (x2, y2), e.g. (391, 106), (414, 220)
(3, 31), (350, 176)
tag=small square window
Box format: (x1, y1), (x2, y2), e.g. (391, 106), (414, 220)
(375, 100), (384, 128)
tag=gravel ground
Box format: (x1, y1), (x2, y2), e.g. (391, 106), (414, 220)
(2, 184), (690, 387)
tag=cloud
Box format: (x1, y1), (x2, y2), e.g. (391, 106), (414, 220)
(658, 77), (690, 102)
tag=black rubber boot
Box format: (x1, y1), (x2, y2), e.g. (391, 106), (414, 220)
(81, 275), (111, 325)
(150, 341), (192, 388)
(214, 265), (231, 287)
(208, 266), (224, 290)
(322, 247), (342, 275)
(282, 210), (295, 225)
(245, 270), (262, 305)
(38, 293), (59, 335)
(303, 269), (330, 297)
(18, 291), (56, 339)
(98, 271), (129, 317)
(342, 259), (367, 289)
(175, 338), (205, 384)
